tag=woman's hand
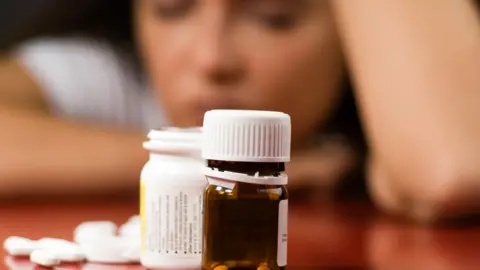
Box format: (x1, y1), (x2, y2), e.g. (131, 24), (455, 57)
(332, 0), (480, 222)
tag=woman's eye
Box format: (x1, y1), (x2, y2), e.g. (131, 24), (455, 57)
(242, 0), (299, 30)
(258, 13), (296, 30)
(151, 0), (192, 19)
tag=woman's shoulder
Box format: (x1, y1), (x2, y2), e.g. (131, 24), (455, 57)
(11, 37), (158, 129)
(15, 37), (122, 65)
(13, 37), (138, 86)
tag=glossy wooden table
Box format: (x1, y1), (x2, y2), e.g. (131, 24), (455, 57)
(1, 197), (480, 270)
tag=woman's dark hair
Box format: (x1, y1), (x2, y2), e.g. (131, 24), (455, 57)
(1, 0), (368, 196)
(0, 0), (134, 54)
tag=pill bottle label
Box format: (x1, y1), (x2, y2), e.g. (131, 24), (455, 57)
(143, 182), (204, 256)
(277, 199), (288, 267)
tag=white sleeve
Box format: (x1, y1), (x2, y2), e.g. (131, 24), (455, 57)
(13, 38), (157, 129)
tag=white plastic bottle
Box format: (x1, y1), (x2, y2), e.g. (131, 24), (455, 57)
(140, 127), (206, 269)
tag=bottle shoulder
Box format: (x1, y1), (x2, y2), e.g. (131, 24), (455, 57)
(205, 182), (288, 201)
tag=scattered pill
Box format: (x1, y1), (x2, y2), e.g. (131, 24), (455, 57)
(35, 238), (85, 263)
(78, 235), (131, 264)
(121, 245), (140, 263)
(3, 236), (37, 256)
(120, 235), (140, 263)
(127, 215), (140, 224)
(37, 238), (77, 250)
(5, 218), (143, 266)
(51, 247), (85, 263)
(118, 222), (140, 238)
(73, 221), (117, 244)
(30, 249), (59, 267)
(118, 234), (140, 247)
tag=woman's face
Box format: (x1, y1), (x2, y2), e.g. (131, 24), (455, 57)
(135, 0), (344, 149)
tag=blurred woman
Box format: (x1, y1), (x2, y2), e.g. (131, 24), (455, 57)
(0, 0), (479, 222)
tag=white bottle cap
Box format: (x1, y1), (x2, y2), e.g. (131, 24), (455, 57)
(143, 127), (203, 155)
(202, 110), (291, 162)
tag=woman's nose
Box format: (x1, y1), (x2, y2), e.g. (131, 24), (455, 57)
(192, 15), (244, 85)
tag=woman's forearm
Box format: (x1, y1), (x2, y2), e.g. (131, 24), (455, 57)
(0, 106), (148, 199)
(332, 0), (480, 220)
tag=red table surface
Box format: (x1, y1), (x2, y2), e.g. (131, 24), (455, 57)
(1, 198), (480, 270)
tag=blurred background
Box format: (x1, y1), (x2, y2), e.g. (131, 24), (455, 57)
(0, 0), (366, 201)
(0, 2), (480, 269)
(0, 0), (479, 219)
(0, 1), (131, 51)
(1, 0), (57, 50)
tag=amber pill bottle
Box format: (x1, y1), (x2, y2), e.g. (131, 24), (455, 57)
(201, 110), (291, 270)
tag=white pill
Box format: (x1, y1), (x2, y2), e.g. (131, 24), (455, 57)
(78, 235), (131, 264)
(30, 249), (59, 267)
(120, 237), (140, 263)
(119, 234), (140, 244)
(52, 248), (85, 263)
(37, 237), (77, 249)
(3, 236), (37, 256)
(51, 246), (85, 263)
(121, 246), (140, 263)
(35, 238), (86, 263)
(127, 215), (140, 224)
(74, 221), (117, 244)
(118, 222), (140, 237)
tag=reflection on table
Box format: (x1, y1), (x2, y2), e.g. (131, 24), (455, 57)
(1, 197), (480, 270)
